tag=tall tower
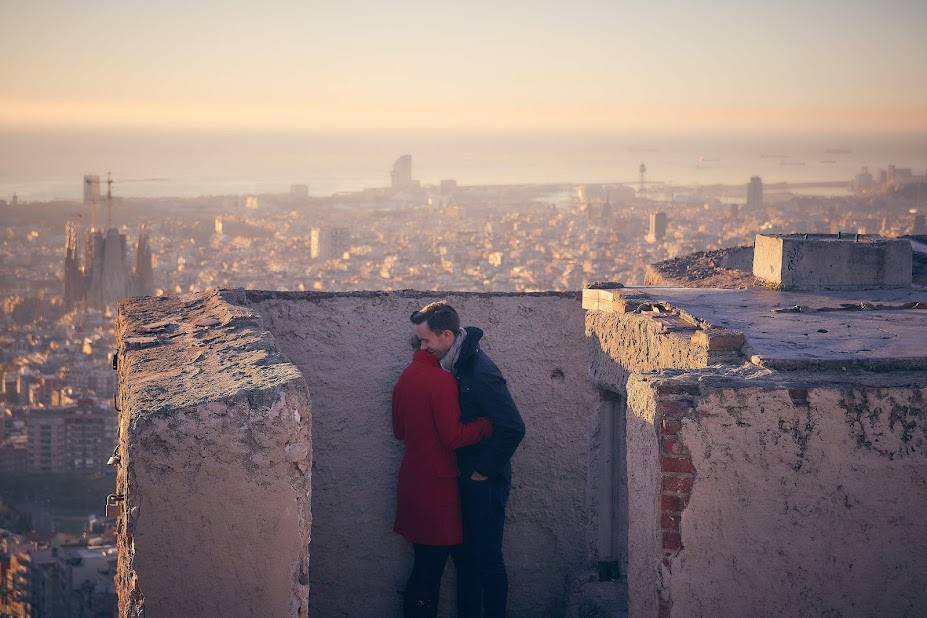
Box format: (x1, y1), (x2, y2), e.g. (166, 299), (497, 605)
(63, 221), (84, 310)
(647, 211), (667, 243)
(747, 176), (763, 210)
(391, 155), (413, 189)
(79, 174), (144, 308)
(99, 228), (130, 307)
(84, 175), (101, 230)
(639, 163), (647, 200)
(104, 172), (115, 229)
(135, 226), (155, 296)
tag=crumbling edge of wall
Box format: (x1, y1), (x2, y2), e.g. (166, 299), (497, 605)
(114, 289), (312, 617)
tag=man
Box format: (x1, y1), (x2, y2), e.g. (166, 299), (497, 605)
(410, 301), (526, 618)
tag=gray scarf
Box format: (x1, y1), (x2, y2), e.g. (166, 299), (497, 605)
(440, 328), (467, 375)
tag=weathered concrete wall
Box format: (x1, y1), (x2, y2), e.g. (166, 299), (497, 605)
(753, 233), (913, 290)
(584, 288), (745, 396)
(583, 288), (746, 583)
(240, 290), (596, 616)
(624, 377), (662, 618)
(115, 291), (312, 617)
(586, 284), (927, 617)
(627, 371), (927, 617)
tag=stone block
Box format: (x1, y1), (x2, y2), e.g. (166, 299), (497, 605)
(583, 287), (651, 314)
(753, 233), (912, 290)
(690, 329), (745, 354)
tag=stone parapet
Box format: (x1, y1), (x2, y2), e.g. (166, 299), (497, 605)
(584, 288), (746, 393)
(590, 285), (927, 373)
(114, 289), (311, 617)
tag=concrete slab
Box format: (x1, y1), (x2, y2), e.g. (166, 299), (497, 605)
(625, 286), (927, 370)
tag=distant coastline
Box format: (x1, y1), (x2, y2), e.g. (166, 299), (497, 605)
(0, 129), (924, 201)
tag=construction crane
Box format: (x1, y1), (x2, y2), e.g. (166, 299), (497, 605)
(84, 173), (168, 229)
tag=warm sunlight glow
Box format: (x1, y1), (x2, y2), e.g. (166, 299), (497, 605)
(3, 98), (925, 136)
(2, 2), (926, 136)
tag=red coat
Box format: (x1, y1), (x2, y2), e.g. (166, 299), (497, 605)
(393, 350), (491, 545)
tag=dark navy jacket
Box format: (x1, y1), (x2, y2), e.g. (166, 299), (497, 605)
(454, 327), (526, 481)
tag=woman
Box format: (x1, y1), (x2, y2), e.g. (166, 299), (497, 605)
(392, 347), (492, 617)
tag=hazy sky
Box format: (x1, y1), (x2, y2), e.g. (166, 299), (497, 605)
(2, 0), (925, 135)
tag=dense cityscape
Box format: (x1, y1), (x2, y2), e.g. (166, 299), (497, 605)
(0, 155), (925, 615)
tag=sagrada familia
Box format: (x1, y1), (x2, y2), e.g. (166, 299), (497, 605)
(62, 175), (155, 311)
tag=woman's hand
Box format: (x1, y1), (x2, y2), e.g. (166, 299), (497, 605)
(479, 416), (493, 439)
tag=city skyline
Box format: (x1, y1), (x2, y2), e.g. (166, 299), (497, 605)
(1, 0), (926, 135)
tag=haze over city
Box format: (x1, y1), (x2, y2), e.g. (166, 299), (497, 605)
(1, 1), (927, 616)
(2, 0), (926, 199)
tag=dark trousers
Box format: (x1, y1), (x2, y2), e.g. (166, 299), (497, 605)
(457, 476), (511, 618)
(404, 543), (456, 618)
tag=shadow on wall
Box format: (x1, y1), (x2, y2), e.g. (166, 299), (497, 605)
(242, 291), (597, 617)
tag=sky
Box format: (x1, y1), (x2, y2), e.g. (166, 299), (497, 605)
(1, 0), (926, 136)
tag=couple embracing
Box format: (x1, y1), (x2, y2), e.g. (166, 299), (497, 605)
(392, 301), (526, 617)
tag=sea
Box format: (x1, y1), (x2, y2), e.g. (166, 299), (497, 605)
(1, 129), (926, 201)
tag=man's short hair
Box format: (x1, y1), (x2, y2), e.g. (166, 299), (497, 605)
(410, 301), (460, 334)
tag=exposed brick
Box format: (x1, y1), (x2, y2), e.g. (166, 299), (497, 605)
(658, 399), (694, 419)
(662, 475), (693, 493)
(661, 438), (689, 456)
(654, 382), (701, 397)
(661, 511), (681, 531)
(663, 531), (682, 551)
(662, 456), (694, 474)
(661, 418), (682, 435)
(659, 603), (671, 618)
(661, 493), (689, 511)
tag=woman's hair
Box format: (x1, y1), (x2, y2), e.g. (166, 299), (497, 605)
(409, 300), (460, 334)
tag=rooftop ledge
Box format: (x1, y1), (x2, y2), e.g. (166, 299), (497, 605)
(117, 290), (307, 418)
(584, 285), (927, 371)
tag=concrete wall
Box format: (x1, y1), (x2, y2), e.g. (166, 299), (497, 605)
(586, 285), (927, 617)
(583, 292), (746, 581)
(626, 372), (927, 618)
(240, 290), (596, 617)
(753, 233), (913, 290)
(115, 291), (312, 617)
(116, 283), (927, 616)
